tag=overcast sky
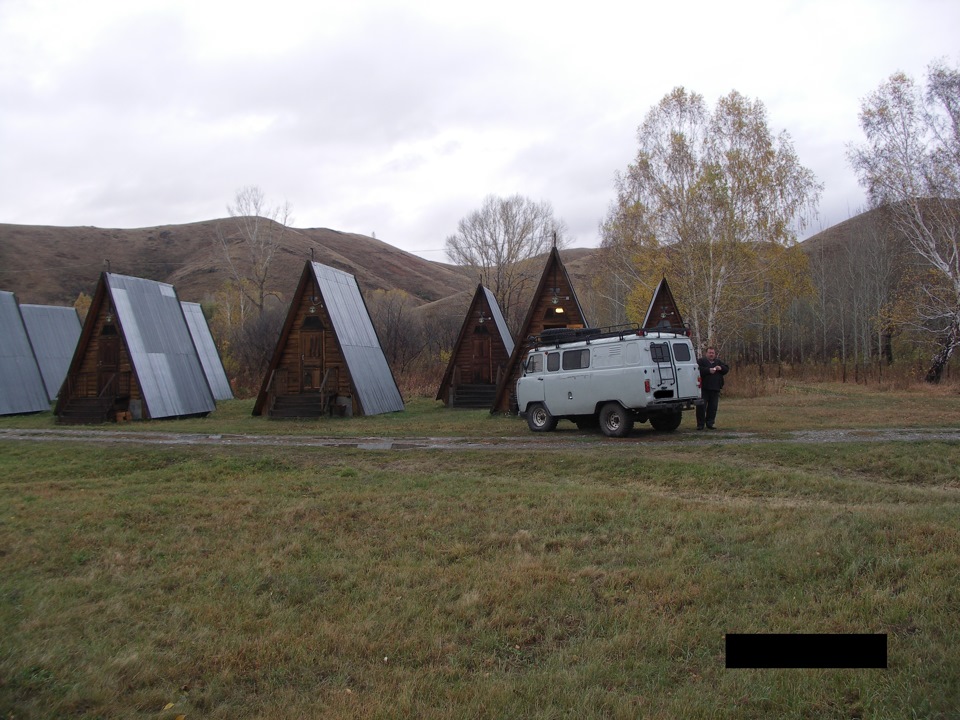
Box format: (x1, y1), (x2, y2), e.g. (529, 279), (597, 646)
(1, 0), (958, 260)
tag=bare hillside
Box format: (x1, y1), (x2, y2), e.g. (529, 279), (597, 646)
(0, 220), (474, 306)
(800, 200), (960, 256)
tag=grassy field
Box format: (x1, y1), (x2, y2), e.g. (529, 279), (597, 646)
(2, 379), (960, 438)
(2, 384), (959, 718)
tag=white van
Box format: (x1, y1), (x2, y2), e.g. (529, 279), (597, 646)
(516, 325), (702, 437)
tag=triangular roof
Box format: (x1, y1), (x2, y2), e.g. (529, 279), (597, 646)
(0, 290), (49, 415)
(435, 284), (514, 402)
(20, 303), (82, 402)
(491, 247), (589, 413)
(641, 277), (685, 331)
(180, 301), (234, 401)
(55, 273), (215, 419)
(253, 261), (404, 416)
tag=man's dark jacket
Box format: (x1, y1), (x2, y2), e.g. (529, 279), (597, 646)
(697, 357), (729, 392)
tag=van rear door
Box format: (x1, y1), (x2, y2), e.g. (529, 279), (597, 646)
(671, 341), (700, 400)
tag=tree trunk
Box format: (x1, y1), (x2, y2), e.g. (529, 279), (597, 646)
(925, 318), (960, 383)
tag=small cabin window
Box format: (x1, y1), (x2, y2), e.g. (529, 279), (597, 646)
(473, 324), (490, 335)
(546, 352), (560, 372)
(100, 323), (118, 336)
(672, 343), (691, 362)
(650, 343), (670, 363)
(302, 315), (326, 330)
(562, 349), (590, 370)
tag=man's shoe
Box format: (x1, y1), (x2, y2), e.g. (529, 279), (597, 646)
(707, 424), (716, 430)
(697, 425), (705, 430)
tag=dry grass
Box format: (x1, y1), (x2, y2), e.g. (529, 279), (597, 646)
(2, 414), (959, 718)
(2, 377), (960, 440)
(722, 361), (960, 399)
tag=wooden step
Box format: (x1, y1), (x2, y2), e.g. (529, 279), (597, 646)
(269, 394), (332, 419)
(57, 398), (112, 424)
(452, 383), (497, 408)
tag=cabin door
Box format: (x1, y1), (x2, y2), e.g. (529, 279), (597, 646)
(98, 332), (120, 395)
(472, 328), (491, 383)
(300, 330), (324, 391)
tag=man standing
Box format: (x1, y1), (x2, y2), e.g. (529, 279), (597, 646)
(696, 346), (729, 430)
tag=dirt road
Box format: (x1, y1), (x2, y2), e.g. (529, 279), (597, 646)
(2, 426), (959, 451)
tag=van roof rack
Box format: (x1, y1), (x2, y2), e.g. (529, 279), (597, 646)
(529, 323), (690, 348)
(530, 323), (639, 347)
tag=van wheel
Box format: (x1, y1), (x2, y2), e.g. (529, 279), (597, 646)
(650, 412), (682, 432)
(527, 403), (557, 432)
(599, 402), (634, 438)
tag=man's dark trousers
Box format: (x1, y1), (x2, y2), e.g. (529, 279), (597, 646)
(696, 390), (720, 428)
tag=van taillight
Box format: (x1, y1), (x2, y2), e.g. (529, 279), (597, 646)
(644, 380), (651, 393)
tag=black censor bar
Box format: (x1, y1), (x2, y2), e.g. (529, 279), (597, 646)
(725, 633), (887, 669)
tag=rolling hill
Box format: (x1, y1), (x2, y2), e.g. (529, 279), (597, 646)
(0, 219), (477, 307)
(0, 220), (603, 324)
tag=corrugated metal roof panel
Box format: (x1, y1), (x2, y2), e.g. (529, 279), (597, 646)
(311, 262), (403, 415)
(181, 302), (234, 401)
(0, 291), (50, 414)
(106, 274), (215, 418)
(20, 304), (82, 401)
(482, 286), (515, 357)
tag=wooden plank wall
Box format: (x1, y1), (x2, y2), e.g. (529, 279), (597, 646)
(493, 263), (586, 411)
(449, 297), (511, 385)
(275, 287), (357, 412)
(527, 270), (585, 336)
(73, 303), (141, 401)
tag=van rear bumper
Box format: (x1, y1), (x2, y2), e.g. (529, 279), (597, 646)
(647, 398), (703, 413)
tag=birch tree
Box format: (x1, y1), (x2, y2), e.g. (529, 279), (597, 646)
(600, 87), (822, 353)
(848, 59), (960, 381)
(215, 185), (292, 317)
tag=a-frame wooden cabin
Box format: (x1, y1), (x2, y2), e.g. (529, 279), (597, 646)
(55, 273), (216, 424)
(491, 247), (588, 413)
(641, 277), (686, 331)
(436, 284), (515, 408)
(253, 261), (404, 418)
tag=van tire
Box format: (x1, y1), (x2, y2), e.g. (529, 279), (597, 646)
(527, 403), (557, 432)
(599, 402), (633, 438)
(650, 412), (682, 432)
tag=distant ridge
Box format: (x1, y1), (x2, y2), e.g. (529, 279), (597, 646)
(799, 205), (892, 254)
(0, 219), (475, 306)
(6, 205), (945, 311)
(800, 199), (960, 255)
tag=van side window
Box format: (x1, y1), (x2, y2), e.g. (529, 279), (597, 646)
(547, 352), (560, 372)
(650, 343), (670, 363)
(562, 349), (590, 370)
(528, 354), (543, 373)
(672, 343), (691, 362)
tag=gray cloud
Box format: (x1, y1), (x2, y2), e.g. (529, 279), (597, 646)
(1, 0), (959, 258)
